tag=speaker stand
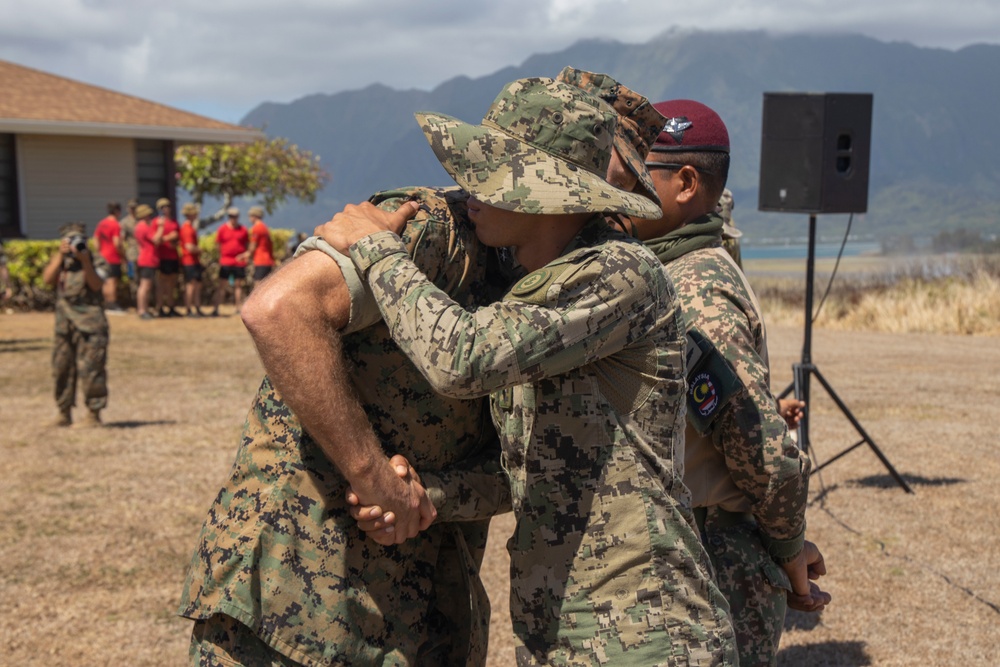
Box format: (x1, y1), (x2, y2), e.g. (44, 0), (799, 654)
(777, 214), (913, 493)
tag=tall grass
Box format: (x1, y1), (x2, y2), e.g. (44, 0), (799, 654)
(752, 254), (1000, 336)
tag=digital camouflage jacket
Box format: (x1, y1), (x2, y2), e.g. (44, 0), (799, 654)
(660, 212), (810, 560)
(350, 216), (737, 666)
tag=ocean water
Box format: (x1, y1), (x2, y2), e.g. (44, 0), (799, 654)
(742, 241), (882, 261)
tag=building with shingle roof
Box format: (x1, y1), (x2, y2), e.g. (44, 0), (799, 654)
(0, 59), (262, 239)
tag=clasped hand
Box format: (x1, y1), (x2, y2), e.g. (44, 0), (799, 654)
(314, 200), (421, 255)
(783, 540), (833, 612)
(346, 454), (436, 546)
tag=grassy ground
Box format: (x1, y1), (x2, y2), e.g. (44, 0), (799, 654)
(1, 297), (998, 665)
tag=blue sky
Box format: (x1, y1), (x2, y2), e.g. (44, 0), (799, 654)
(2, 0), (998, 124)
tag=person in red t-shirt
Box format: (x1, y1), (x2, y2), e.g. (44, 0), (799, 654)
(93, 201), (124, 311)
(133, 204), (162, 320)
(247, 206), (275, 284)
(211, 207), (250, 316)
(154, 198), (181, 317)
(179, 202), (205, 317)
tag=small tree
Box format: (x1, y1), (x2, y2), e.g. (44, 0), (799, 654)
(175, 136), (330, 218)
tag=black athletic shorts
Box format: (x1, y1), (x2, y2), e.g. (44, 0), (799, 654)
(138, 266), (158, 280)
(218, 265), (246, 282)
(183, 264), (204, 282)
(253, 265), (274, 282)
(105, 264), (123, 279)
(159, 259), (180, 275)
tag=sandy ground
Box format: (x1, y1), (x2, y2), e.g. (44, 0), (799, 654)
(1, 310), (998, 666)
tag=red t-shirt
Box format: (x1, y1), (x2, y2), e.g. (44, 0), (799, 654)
(217, 223), (249, 267)
(250, 221), (274, 267)
(135, 220), (160, 269)
(94, 215), (121, 264)
(156, 217), (180, 261)
(179, 222), (200, 266)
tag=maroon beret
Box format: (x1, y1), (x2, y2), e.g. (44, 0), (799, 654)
(650, 99), (730, 153)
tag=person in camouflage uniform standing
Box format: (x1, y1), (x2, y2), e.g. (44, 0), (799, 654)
(179, 186), (508, 666)
(637, 99), (830, 666)
(42, 222), (109, 427)
(119, 198), (140, 293)
(318, 77), (737, 666)
(716, 188), (743, 269)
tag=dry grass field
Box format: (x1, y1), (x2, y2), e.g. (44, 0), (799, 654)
(2, 289), (999, 665)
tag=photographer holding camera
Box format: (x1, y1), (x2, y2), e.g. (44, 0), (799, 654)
(43, 222), (109, 427)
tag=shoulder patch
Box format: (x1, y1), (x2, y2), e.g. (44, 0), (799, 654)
(505, 264), (573, 304)
(685, 328), (742, 433)
(511, 269), (550, 295)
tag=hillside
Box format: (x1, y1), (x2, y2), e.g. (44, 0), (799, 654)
(242, 30), (1000, 244)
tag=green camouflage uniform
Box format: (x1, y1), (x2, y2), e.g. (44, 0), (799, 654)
(179, 187), (510, 667)
(716, 189), (743, 270)
(348, 215), (737, 666)
(650, 212), (811, 667)
(53, 250), (108, 412)
(119, 212), (139, 265)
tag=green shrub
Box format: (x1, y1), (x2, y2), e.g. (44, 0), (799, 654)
(1, 228), (296, 312)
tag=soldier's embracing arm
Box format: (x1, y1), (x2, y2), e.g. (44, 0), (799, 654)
(241, 248), (436, 544)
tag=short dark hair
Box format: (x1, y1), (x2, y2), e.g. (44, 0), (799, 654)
(663, 151), (730, 203)
(108, 201), (122, 215)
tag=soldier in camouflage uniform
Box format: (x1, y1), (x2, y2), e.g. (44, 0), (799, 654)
(317, 77), (737, 666)
(119, 198), (140, 285)
(716, 188), (743, 269)
(179, 186), (509, 666)
(42, 222), (109, 427)
(637, 99), (830, 666)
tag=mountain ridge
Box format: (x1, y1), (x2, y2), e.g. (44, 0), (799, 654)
(242, 30), (1000, 242)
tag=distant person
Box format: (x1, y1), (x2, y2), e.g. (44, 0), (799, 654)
(716, 187), (743, 269)
(211, 207), (249, 316)
(94, 201), (125, 312)
(179, 203), (205, 317)
(246, 206), (274, 283)
(133, 204), (161, 320)
(42, 222), (108, 427)
(285, 231), (307, 259)
(119, 198), (140, 283)
(154, 198), (181, 317)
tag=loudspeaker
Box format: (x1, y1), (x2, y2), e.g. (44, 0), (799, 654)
(758, 92), (873, 214)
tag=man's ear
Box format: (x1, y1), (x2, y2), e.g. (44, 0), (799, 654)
(676, 165), (700, 204)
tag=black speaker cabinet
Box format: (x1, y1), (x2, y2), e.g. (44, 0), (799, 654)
(758, 93), (873, 214)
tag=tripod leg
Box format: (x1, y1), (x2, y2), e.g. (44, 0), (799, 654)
(794, 362), (811, 455)
(810, 366), (914, 494)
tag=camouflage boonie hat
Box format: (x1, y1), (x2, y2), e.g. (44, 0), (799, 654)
(248, 205), (264, 218)
(135, 204), (154, 219)
(555, 67), (665, 206)
(181, 202), (199, 217)
(415, 77), (662, 219)
(155, 197), (171, 210)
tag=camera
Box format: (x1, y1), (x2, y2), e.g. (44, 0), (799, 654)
(66, 234), (88, 254)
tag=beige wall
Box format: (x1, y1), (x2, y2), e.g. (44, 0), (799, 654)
(18, 134), (137, 239)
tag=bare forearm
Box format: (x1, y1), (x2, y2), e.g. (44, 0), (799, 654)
(242, 255), (383, 480)
(42, 253), (62, 286)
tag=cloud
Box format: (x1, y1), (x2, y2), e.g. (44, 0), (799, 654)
(1, 0), (997, 123)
